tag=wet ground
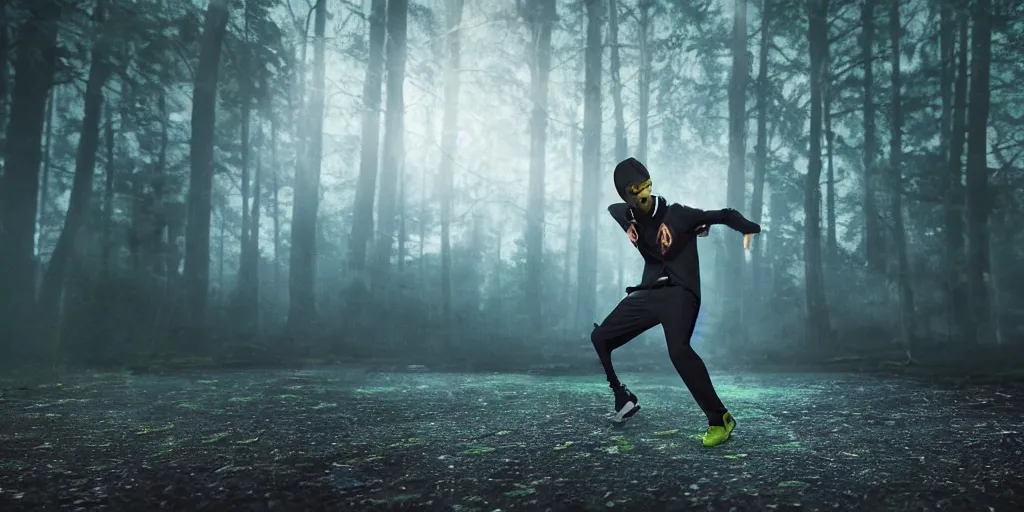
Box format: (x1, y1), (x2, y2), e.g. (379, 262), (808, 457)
(1, 365), (1022, 511)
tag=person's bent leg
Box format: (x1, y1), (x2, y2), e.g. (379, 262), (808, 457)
(591, 292), (659, 388)
(657, 289), (728, 425)
(592, 292), (659, 422)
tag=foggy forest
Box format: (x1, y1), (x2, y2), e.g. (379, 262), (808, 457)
(2, 0), (1023, 369)
(1, 0), (1023, 510)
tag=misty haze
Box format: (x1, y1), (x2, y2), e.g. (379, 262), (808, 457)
(0, 0), (1022, 510)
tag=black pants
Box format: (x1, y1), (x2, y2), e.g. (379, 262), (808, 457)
(590, 286), (728, 425)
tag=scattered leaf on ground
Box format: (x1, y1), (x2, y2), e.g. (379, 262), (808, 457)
(136, 424), (175, 435)
(388, 438), (422, 448)
(202, 432), (230, 444)
(611, 436), (634, 452)
(214, 465), (249, 474)
(778, 480), (810, 488)
(503, 488), (536, 497)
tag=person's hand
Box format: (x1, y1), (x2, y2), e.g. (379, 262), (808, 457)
(744, 232), (757, 250)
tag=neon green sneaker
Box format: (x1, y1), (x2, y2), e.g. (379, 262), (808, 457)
(702, 411), (736, 447)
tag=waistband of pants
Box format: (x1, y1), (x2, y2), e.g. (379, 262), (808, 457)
(625, 277), (672, 294)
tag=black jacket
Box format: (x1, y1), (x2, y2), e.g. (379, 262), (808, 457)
(608, 196), (760, 301)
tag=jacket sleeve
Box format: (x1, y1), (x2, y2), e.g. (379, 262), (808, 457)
(607, 203), (631, 231)
(676, 205), (761, 235)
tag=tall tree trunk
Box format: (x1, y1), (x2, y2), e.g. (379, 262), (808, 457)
(608, 0), (626, 297)
(0, 0), (62, 353)
(288, 8), (311, 199)
(271, 114), (281, 306)
(248, 125), (262, 328)
(524, 0), (554, 328)
(126, 94), (145, 275)
(656, 64), (678, 163)
(768, 185), (785, 295)
(0, 0), (8, 137)
(494, 222), (503, 310)
(608, 0), (626, 167)
(153, 87), (175, 338)
(38, 0), (112, 346)
(860, 0), (884, 272)
(183, 0), (230, 344)
(562, 6), (583, 326)
(575, 0), (603, 329)
(636, 0), (651, 163)
(286, 36), (306, 285)
(418, 161), (427, 293)
(157, 91), (170, 280)
(37, 86), (57, 252)
(823, 53), (837, 264)
(218, 208), (225, 296)
(237, 0), (254, 320)
(945, 8), (968, 341)
(964, 0), (994, 345)
(805, 0), (832, 344)
(419, 108), (435, 300)
(349, 0), (387, 279)
(239, 0), (251, 273)
(438, 0), (463, 325)
(287, 0), (327, 332)
(750, 0), (770, 322)
(397, 168), (406, 274)
(939, 0), (954, 199)
(888, 0), (916, 357)
(373, 0), (409, 289)
(563, 123), (578, 331)
(104, 96), (117, 277)
(726, 0), (748, 340)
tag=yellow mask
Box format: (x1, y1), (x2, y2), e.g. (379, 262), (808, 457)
(627, 179), (653, 213)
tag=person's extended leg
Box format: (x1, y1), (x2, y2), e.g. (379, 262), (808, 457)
(657, 288), (734, 446)
(591, 292), (659, 421)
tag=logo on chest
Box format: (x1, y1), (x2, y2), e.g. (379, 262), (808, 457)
(657, 223), (673, 255)
(625, 222), (674, 256)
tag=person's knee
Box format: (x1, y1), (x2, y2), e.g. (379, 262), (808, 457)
(668, 342), (698, 362)
(591, 325), (607, 352)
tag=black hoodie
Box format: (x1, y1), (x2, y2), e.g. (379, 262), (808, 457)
(608, 159), (760, 301)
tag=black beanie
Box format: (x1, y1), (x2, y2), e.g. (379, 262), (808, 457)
(613, 157), (651, 201)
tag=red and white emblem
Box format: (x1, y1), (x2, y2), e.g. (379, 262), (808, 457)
(657, 223), (673, 255)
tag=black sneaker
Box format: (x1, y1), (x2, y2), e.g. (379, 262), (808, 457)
(612, 384), (640, 423)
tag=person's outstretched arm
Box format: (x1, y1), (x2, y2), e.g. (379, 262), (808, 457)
(677, 206), (761, 235)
